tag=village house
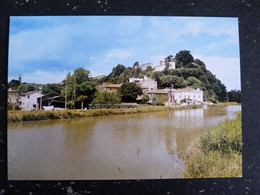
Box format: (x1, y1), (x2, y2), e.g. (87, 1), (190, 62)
(140, 63), (153, 71)
(154, 59), (175, 72)
(19, 91), (43, 110)
(102, 83), (122, 93)
(129, 76), (157, 91)
(169, 87), (203, 105)
(145, 87), (203, 106)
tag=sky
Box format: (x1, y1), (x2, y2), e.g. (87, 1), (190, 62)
(8, 16), (241, 91)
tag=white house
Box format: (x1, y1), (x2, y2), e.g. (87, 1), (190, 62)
(129, 76), (157, 90)
(19, 91), (43, 110)
(154, 60), (175, 72)
(169, 87), (203, 105)
(140, 63), (153, 71)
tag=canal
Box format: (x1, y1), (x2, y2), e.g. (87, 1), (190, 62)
(8, 105), (241, 180)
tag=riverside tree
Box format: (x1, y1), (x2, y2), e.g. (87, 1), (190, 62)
(91, 91), (121, 104)
(61, 67), (97, 109)
(228, 90), (241, 103)
(117, 83), (143, 102)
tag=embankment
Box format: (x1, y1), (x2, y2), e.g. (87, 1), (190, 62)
(207, 102), (240, 108)
(182, 112), (242, 178)
(8, 105), (201, 123)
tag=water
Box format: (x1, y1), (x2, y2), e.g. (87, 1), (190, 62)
(8, 105), (241, 180)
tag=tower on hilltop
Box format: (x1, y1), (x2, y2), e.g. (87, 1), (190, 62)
(18, 73), (21, 84)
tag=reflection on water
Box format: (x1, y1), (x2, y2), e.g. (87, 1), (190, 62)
(8, 105), (241, 180)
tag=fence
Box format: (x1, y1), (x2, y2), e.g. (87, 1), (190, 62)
(89, 104), (147, 109)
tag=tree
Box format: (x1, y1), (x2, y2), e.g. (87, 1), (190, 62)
(175, 50), (194, 68)
(141, 94), (150, 104)
(228, 90), (241, 103)
(61, 68), (97, 108)
(17, 84), (34, 95)
(74, 67), (90, 83)
(42, 83), (62, 95)
(118, 83), (143, 102)
(92, 91), (121, 104)
(112, 64), (126, 76)
(8, 79), (20, 90)
(152, 71), (163, 88)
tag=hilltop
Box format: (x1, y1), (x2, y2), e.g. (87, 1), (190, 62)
(101, 50), (227, 102)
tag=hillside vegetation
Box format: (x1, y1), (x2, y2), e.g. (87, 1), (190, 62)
(101, 50), (228, 103)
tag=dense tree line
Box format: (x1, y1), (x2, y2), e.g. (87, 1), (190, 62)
(228, 90), (241, 103)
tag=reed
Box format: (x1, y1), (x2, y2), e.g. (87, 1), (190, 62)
(182, 112), (242, 178)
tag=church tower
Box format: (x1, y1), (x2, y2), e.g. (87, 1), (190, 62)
(18, 73), (21, 84)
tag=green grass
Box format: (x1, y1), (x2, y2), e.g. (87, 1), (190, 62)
(8, 105), (202, 123)
(207, 102), (240, 108)
(182, 112), (242, 178)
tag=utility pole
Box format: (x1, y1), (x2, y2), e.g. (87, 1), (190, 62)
(65, 69), (68, 110)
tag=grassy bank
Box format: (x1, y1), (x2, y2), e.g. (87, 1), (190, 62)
(207, 102), (240, 108)
(8, 105), (202, 123)
(182, 112), (242, 178)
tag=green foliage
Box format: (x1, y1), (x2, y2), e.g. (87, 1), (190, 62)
(74, 68), (90, 83)
(8, 79), (20, 90)
(175, 50), (194, 69)
(42, 83), (62, 95)
(118, 83), (143, 102)
(183, 112), (242, 178)
(141, 94), (150, 104)
(156, 94), (168, 106)
(17, 84), (34, 95)
(61, 67), (97, 108)
(112, 64), (126, 76)
(8, 102), (20, 111)
(228, 90), (241, 103)
(92, 91), (121, 104)
(185, 77), (203, 89)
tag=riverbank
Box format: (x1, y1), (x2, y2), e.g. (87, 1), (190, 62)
(207, 102), (240, 108)
(182, 111), (242, 178)
(8, 105), (202, 123)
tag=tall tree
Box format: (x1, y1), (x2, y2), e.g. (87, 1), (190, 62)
(92, 91), (121, 104)
(118, 83), (143, 102)
(42, 83), (62, 95)
(8, 79), (20, 90)
(175, 50), (194, 68)
(17, 84), (34, 95)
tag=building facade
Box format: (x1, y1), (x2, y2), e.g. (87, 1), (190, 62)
(140, 63), (153, 71)
(154, 60), (175, 72)
(19, 91), (43, 110)
(129, 76), (157, 90)
(169, 87), (203, 105)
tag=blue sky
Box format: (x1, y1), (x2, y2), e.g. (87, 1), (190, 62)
(8, 16), (240, 90)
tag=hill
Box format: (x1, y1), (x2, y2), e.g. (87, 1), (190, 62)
(100, 50), (227, 102)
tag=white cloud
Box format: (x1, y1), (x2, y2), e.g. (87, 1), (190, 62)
(22, 70), (67, 84)
(194, 54), (241, 90)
